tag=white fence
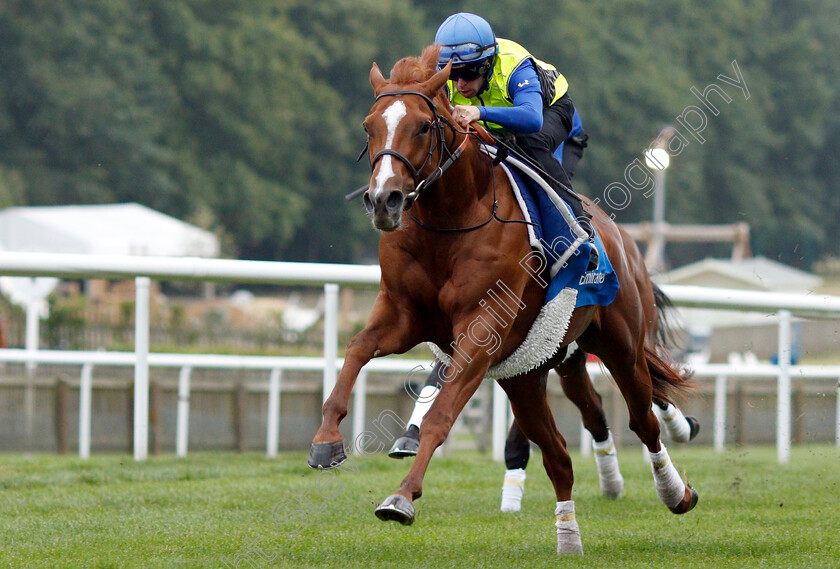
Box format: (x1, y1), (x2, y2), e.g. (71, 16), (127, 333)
(2, 251), (840, 464)
(0, 348), (433, 459)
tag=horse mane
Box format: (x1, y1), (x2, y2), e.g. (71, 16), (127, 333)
(388, 45), (441, 85)
(382, 45), (453, 114)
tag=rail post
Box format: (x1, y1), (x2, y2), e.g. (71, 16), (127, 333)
(777, 309), (792, 464)
(323, 284), (339, 404)
(492, 381), (508, 462)
(714, 374), (728, 452)
(835, 378), (840, 450)
(176, 366), (192, 457)
(266, 368), (282, 457)
(352, 370), (368, 449)
(78, 363), (93, 459)
(134, 276), (151, 461)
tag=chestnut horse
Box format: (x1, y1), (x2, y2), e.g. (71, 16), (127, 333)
(309, 46), (697, 554)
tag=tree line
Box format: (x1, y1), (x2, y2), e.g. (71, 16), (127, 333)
(1, 0), (837, 269)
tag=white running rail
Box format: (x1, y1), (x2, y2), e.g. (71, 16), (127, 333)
(2, 251), (840, 464)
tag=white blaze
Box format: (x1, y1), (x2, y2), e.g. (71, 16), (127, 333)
(372, 100), (407, 199)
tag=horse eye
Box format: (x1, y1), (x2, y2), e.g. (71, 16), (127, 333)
(418, 122), (431, 135)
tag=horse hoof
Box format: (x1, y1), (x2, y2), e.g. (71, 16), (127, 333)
(601, 483), (623, 500)
(388, 426), (420, 459)
(374, 494), (415, 525)
(669, 486), (699, 514)
(308, 441), (347, 470)
(686, 416), (700, 440)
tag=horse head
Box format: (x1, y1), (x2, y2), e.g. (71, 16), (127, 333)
(361, 46), (455, 231)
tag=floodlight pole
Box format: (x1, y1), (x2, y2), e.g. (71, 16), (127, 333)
(644, 126), (676, 272)
(649, 167), (667, 271)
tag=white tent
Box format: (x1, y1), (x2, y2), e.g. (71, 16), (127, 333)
(0, 202), (219, 257)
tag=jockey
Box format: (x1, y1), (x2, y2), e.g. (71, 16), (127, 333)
(436, 12), (593, 240)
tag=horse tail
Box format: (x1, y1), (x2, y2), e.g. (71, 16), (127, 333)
(651, 281), (681, 349)
(648, 282), (695, 405)
(645, 346), (695, 406)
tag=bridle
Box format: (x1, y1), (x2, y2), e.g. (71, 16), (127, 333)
(362, 89), (535, 233)
(367, 90), (469, 209)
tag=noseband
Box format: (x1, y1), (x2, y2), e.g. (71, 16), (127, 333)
(368, 90), (466, 208)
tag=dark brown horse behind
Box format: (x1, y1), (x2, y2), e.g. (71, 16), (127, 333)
(309, 45), (697, 554)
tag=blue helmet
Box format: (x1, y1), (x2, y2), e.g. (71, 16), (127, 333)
(435, 13), (498, 67)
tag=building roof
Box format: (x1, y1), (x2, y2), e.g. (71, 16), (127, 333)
(654, 257), (824, 330)
(655, 256), (822, 293)
(0, 203), (219, 257)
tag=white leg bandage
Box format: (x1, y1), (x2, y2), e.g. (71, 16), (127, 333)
(648, 445), (687, 509)
(592, 431), (623, 499)
(407, 385), (439, 428)
(653, 403), (692, 443)
(500, 468), (526, 512)
(555, 500), (583, 555)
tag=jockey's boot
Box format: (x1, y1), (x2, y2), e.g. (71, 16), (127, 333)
(563, 189), (595, 243)
(540, 169), (599, 270)
(565, 196), (598, 271)
(542, 179), (598, 271)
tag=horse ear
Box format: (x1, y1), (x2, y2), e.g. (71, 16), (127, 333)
(370, 63), (388, 93)
(425, 60), (452, 95)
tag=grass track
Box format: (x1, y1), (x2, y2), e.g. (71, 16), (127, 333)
(1, 445), (838, 568)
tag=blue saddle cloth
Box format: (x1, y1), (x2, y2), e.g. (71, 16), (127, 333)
(502, 161), (620, 308)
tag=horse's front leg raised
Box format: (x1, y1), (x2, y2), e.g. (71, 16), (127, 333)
(374, 349), (490, 525)
(309, 296), (416, 469)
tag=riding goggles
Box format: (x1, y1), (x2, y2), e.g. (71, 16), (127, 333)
(438, 42), (497, 64)
(449, 64), (483, 82)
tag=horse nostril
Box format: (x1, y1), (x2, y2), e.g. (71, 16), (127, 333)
(363, 192), (374, 214)
(385, 190), (404, 212)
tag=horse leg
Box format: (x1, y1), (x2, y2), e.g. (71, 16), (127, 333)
(309, 297), (416, 469)
(557, 345), (609, 442)
(388, 360), (445, 458)
(653, 400), (700, 442)
(374, 352), (490, 526)
(556, 343), (624, 498)
(499, 371), (582, 555)
(500, 421), (529, 512)
(591, 331), (697, 514)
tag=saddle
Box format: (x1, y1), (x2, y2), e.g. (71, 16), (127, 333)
(428, 145), (620, 380)
(480, 144), (616, 303)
